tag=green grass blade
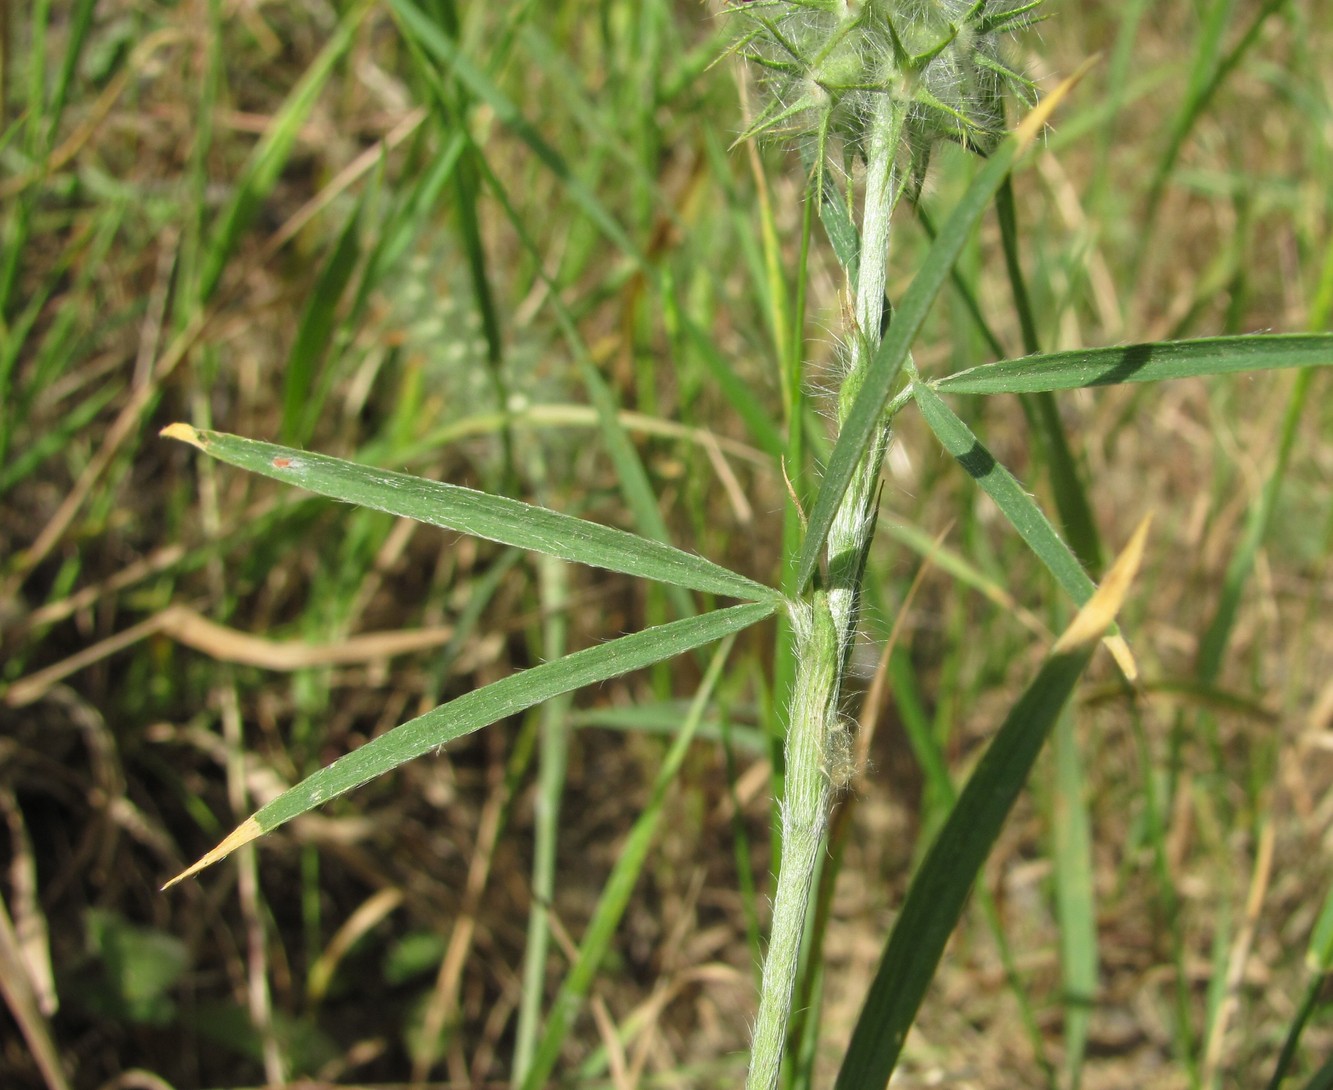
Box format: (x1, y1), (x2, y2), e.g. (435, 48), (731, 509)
(451, 148), (510, 444)
(572, 353), (697, 620)
(836, 655), (1092, 1088)
(516, 632), (738, 1090)
(993, 176), (1040, 355)
(458, 144), (698, 620)
(0, 207), (121, 468)
(835, 524), (1146, 1089)
(749, 151), (793, 427)
(876, 645), (1058, 1083)
(676, 304), (785, 459)
(1196, 367), (1312, 682)
(280, 196), (364, 446)
(385, 0), (643, 266)
(1023, 391), (1105, 576)
(1137, 0), (1236, 247)
(1299, 1057), (1333, 1090)
(1086, 0), (1150, 224)
(911, 381), (1096, 607)
(0, 381), (118, 496)
(880, 520), (1043, 631)
(22, 0), (50, 156)
(571, 702), (766, 752)
(934, 333), (1333, 395)
(454, 130), (703, 624)
(994, 175), (1105, 576)
(915, 204), (1006, 358)
(394, 0), (515, 483)
(1140, 0), (1289, 246)
(196, 0), (372, 303)
(164, 600), (774, 887)
(1308, 883), (1333, 974)
(162, 425), (781, 604)
(45, 0), (96, 145)
(1052, 708), (1096, 1089)
(1266, 881), (1333, 1089)
(793, 90), (1066, 592)
(513, 22), (667, 213)
(359, 133), (466, 297)
(431, 0), (505, 369)
(512, 555), (573, 1083)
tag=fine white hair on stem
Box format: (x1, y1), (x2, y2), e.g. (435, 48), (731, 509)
(730, 4), (1044, 1087)
(785, 595), (813, 644)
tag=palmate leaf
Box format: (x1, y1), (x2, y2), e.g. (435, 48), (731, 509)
(164, 600), (776, 887)
(161, 425), (780, 605)
(932, 333), (1333, 395)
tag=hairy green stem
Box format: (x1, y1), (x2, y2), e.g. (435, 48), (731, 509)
(748, 594), (839, 1090)
(828, 95), (903, 654)
(748, 96), (903, 1090)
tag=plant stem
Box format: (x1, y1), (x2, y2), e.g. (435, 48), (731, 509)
(827, 95), (902, 656)
(748, 594), (838, 1090)
(748, 95), (904, 1090)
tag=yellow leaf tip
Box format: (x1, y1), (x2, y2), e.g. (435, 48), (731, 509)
(1014, 55), (1100, 151)
(1054, 515), (1151, 655)
(1104, 633), (1139, 683)
(160, 422), (206, 447)
(161, 816), (264, 891)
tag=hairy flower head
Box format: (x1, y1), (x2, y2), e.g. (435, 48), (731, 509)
(729, 0), (1043, 182)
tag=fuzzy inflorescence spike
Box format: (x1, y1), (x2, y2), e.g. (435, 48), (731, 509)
(728, 0), (1043, 174)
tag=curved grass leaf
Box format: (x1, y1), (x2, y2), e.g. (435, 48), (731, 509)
(1197, 367), (1313, 682)
(1298, 1055), (1333, 1090)
(385, 0), (642, 267)
(161, 425), (780, 605)
(933, 333), (1333, 395)
(834, 520), (1148, 1090)
(793, 73), (1085, 592)
(994, 176), (1106, 576)
(453, 141), (695, 623)
(46, 0), (98, 147)
(1139, 0), (1290, 249)
(911, 382), (1095, 607)
(197, 0), (373, 303)
(280, 195), (364, 446)
(1052, 710), (1097, 1087)
(164, 599), (776, 887)
(678, 307), (786, 460)
(1265, 880), (1333, 1089)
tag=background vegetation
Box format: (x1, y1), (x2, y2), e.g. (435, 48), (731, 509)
(2, 1), (1331, 1088)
